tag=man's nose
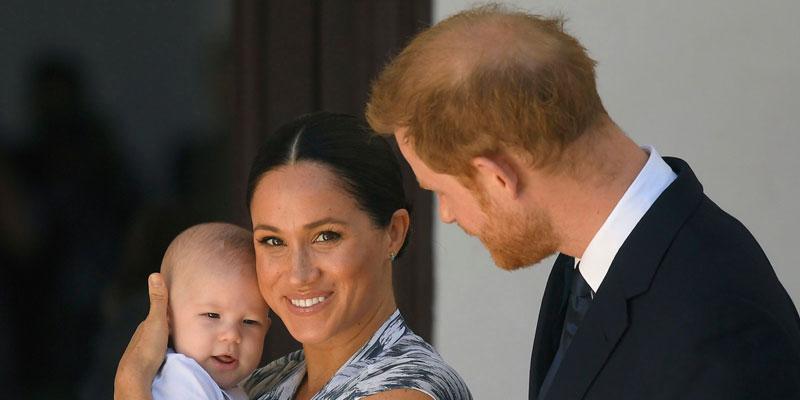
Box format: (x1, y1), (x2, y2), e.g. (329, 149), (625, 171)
(438, 194), (456, 224)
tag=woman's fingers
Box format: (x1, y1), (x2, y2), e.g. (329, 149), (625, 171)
(114, 273), (170, 400)
(138, 273), (169, 365)
(145, 273), (169, 333)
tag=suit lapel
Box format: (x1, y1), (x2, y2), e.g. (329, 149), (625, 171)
(530, 254), (574, 399)
(541, 157), (705, 399)
(542, 279), (629, 400)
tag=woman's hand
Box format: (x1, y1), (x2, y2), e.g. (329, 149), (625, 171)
(114, 273), (169, 400)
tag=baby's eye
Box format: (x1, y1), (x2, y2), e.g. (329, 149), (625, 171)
(204, 312), (220, 319)
(313, 231), (341, 243)
(243, 319), (260, 326)
(259, 236), (284, 246)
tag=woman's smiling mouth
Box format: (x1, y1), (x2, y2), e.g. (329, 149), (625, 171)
(287, 293), (332, 313)
(290, 296), (327, 308)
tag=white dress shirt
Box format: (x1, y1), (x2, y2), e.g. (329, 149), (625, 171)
(576, 146), (677, 293)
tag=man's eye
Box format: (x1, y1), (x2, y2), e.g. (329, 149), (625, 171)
(313, 231), (341, 243)
(259, 237), (284, 246)
(243, 319), (260, 326)
(204, 313), (220, 319)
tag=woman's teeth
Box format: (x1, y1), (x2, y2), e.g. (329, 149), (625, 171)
(290, 296), (327, 308)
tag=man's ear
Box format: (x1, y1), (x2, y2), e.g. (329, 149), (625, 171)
(471, 155), (521, 199)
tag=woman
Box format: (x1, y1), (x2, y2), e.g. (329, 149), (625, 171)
(115, 113), (472, 400)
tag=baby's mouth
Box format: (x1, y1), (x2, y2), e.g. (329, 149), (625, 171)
(212, 355), (237, 364)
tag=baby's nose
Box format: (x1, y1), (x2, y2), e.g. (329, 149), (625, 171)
(219, 324), (243, 344)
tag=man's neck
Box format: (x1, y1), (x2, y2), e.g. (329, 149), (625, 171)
(538, 121), (648, 259)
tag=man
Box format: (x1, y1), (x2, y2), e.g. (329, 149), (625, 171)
(366, 5), (800, 400)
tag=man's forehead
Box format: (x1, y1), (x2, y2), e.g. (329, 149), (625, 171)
(390, 134), (430, 188)
(390, 127), (467, 192)
(393, 131), (418, 161)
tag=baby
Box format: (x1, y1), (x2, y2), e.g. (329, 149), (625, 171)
(152, 222), (270, 400)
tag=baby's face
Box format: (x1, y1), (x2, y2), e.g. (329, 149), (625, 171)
(169, 263), (269, 389)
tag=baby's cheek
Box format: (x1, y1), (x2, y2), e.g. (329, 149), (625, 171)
(172, 320), (211, 361)
(170, 321), (190, 353)
(180, 334), (204, 357)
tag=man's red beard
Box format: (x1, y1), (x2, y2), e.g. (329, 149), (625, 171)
(477, 199), (560, 271)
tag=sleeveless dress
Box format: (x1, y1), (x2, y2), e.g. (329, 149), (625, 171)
(243, 310), (472, 400)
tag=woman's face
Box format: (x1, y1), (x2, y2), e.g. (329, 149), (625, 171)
(250, 162), (401, 347)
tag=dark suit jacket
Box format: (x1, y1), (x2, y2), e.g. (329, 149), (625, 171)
(529, 157), (800, 399)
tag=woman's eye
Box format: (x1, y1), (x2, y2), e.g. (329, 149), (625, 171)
(243, 319), (260, 326)
(259, 236), (284, 246)
(204, 313), (220, 319)
(313, 231), (341, 243)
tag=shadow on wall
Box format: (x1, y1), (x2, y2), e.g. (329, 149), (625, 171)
(0, 45), (237, 398)
(1, 54), (140, 398)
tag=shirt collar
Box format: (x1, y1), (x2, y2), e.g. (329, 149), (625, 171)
(578, 145), (677, 293)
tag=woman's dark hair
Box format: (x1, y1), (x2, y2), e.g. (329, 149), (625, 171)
(245, 112), (411, 256)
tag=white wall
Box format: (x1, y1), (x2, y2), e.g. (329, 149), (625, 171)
(431, 1), (800, 398)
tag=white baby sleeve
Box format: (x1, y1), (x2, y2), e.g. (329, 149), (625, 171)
(152, 352), (226, 400)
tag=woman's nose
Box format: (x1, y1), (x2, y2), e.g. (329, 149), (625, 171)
(289, 247), (320, 286)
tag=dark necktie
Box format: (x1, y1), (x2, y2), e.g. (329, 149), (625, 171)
(538, 264), (594, 399)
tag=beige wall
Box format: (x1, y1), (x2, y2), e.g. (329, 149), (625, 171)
(431, 1), (800, 398)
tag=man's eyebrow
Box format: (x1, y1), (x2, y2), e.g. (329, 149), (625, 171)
(253, 218), (348, 233)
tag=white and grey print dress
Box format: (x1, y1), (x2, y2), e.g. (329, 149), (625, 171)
(243, 310), (472, 400)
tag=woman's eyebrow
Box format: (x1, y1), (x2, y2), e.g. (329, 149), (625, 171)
(253, 218), (347, 233)
(304, 217), (347, 230)
(253, 223), (281, 232)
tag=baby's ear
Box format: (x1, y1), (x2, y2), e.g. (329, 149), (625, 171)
(166, 309), (175, 349)
(166, 307), (173, 333)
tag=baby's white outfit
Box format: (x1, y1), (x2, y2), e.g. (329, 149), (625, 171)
(152, 349), (247, 400)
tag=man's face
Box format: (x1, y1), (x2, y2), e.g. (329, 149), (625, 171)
(394, 129), (487, 236)
(394, 128), (559, 270)
(478, 194), (559, 270)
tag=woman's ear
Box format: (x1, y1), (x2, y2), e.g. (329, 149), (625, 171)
(387, 208), (410, 257)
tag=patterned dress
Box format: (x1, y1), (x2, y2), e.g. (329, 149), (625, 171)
(243, 310), (472, 400)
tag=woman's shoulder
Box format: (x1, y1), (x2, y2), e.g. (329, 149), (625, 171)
(348, 327), (473, 400)
(243, 350), (306, 400)
(371, 328), (445, 366)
